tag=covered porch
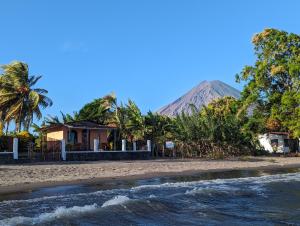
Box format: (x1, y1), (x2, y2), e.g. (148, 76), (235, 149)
(42, 121), (117, 151)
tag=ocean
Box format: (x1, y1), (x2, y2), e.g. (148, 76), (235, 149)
(0, 168), (300, 226)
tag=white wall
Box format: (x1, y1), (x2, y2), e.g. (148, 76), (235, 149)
(258, 133), (289, 153)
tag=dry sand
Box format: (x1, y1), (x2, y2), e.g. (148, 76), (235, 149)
(0, 157), (300, 193)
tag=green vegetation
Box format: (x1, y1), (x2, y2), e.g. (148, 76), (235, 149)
(0, 28), (299, 158)
(0, 61), (52, 133)
(236, 28), (300, 138)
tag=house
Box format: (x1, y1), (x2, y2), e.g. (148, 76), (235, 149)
(258, 132), (299, 153)
(41, 121), (117, 151)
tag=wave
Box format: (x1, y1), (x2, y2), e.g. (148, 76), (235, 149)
(0, 188), (119, 207)
(0, 204), (99, 226)
(1, 172), (300, 209)
(1, 172), (300, 225)
(131, 172), (300, 192)
(0, 195), (133, 226)
(101, 195), (131, 207)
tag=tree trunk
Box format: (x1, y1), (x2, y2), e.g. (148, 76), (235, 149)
(16, 119), (21, 133)
(0, 121), (3, 136)
(5, 121), (10, 135)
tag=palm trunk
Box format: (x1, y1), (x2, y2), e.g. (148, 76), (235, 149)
(16, 104), (23, 133)
(16, 120), (21, 133)
(5, 121), (10, 135)
(0, 121), (3, 136)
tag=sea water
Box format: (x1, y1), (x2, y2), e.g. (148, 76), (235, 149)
(0, 168), (300, 226)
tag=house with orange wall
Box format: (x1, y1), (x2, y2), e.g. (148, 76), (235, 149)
(41, 121), (117, 151)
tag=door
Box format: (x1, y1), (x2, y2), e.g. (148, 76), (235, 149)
(82, 129), (89, 150)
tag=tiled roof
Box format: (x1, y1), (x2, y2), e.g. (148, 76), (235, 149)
(41, 120), (117, 131)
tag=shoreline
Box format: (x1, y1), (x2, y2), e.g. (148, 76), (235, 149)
(1, 158), (300, 196)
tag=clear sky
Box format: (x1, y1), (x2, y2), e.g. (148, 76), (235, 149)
(1, 0), (300, 119)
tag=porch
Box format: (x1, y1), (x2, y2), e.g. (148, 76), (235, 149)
(42, 121), (117, 152)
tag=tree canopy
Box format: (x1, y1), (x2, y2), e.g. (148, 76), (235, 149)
(236, 28), (300, 138)
(0, 61), (52, 132)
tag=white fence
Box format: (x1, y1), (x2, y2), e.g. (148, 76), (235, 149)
(62, 139), (152, 161)
(1, 138), (152, 161)
(0, 138), (19, 160)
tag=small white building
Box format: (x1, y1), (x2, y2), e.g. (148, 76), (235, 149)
(258, 132), (299, 153)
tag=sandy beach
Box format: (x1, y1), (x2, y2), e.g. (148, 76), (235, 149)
(0, 157), (300, 194)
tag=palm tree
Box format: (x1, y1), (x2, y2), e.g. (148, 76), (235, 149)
(77, 93), (117, 124)
(44, 111), (78, 125)
(145, 111), (174, 156)
(125, 100), (145, 142)
(0, 61), (53, 132)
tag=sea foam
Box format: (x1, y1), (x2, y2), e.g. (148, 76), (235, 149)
(0, 204), (98, 226)
(101, 195), (131, 207)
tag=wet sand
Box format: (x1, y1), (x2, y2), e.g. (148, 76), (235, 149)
(0, 157), (300, 195)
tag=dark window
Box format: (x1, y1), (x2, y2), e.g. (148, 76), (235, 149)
(271, 139), (278, 147)
(284, 139), (289, 147)
(68, 130), (78, 144)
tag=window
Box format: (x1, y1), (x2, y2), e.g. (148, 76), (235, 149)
(68, 130), (78, 144)
(271, 139), (278, 147)
(284, 139), (289, 147)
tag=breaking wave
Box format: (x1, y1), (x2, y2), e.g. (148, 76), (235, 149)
(101, 195), (131, 207)
(0, 196), (132, 226)
(0, 204), (99, 226)
(1, 172), (300, 225)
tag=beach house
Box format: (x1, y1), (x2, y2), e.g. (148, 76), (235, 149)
(41, 121), (117, 151)
(258, 132), (299, 153)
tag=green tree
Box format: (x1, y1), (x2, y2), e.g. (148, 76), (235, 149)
(145, 111), (174, 155)
(77, 93), (117, 124)
(172, 97), (254, 157)
(236, 28), (300, 137)
(0, 61), (53, 132)
(124, 100), (145, 142)
(44, 111), (78, 125)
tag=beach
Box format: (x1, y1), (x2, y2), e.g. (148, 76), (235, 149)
(0, 157), (300, 194)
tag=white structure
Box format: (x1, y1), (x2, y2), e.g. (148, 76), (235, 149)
(166, 141), (175, 149)
(147, 140), (151, 152)
(133, 141), (137, 151)
(122, 139), (126, 151)
(13, 138), (18, 160)
(258, 132), (299, 153)
(94, 139), (99, 152)
(61, 139), (66, 161)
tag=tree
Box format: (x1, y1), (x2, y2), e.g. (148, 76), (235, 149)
(124, 100), (145, 141)
(77, 93), (117, 124)
(44, 111), (78, 125)
(112, 99), (145, 142)
(172, 97), (254, 157)
(145, 111), (174, 155)
(0, 61), (53, 132)
(236, 28), (300, 137)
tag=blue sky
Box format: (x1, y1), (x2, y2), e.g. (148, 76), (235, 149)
(1, 0), (300, 120)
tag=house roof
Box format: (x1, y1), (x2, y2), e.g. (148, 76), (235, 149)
(40, 120), (117, 132)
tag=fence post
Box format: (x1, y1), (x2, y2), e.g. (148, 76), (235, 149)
(133, 141), (137, 151)
(147, 140), (151, 152)
(122, 139), (126, 151)
(94, 139), (99, 152)
(61, 139), (66, 161)
(13, 138), (18, 160)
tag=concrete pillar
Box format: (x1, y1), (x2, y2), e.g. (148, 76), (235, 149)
(147, 140), (151, 152)
(122, 139), (126, 151)
(133, 141), (137, 151)
(61, 139), (66, 161)
(13, 138), (18, 160)
(94, 139), (99, 152)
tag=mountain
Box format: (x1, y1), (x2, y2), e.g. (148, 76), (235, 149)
(157, 80), (241, 116)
